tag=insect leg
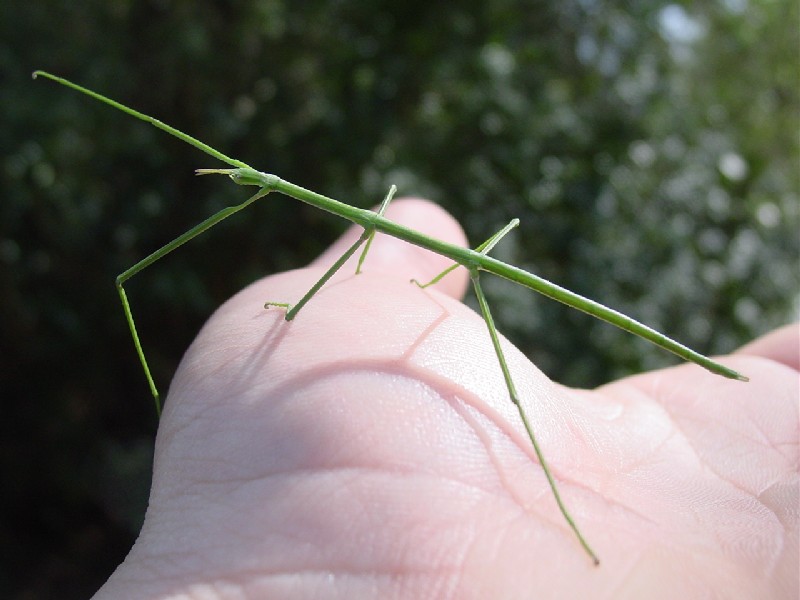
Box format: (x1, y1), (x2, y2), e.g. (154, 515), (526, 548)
(117, 187), (272, 415)
(411, 218), (520, 289)
(266, 185), (398, 320)
(355, 185), (397, 274)
(470, 269), (600, 565)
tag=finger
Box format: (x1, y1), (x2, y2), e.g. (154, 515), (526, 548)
(734, 322), (800, 371)
(310, 197), (470, 300)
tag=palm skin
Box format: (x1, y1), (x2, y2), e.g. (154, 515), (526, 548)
(95, 199), (798, 599)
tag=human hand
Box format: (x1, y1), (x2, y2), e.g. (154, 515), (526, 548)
(95, 199), (798, 599)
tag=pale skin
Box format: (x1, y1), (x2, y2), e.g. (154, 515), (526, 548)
(94, 199), (798, 599)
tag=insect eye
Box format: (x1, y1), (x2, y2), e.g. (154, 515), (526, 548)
(228, 169), (254, 185)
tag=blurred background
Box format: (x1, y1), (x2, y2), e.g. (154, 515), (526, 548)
(1, 1), (797, 597)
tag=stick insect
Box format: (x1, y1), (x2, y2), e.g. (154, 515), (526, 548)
(34, 70), (747, 566)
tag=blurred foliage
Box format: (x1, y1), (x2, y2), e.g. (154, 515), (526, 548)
(1, 0), (797, 597)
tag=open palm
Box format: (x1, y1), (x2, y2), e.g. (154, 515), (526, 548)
(95, 199), (798, 599)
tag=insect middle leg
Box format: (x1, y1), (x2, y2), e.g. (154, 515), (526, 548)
(265, 185), (397, 320)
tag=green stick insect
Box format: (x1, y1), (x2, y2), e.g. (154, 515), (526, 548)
(34, 70), (748, 566)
